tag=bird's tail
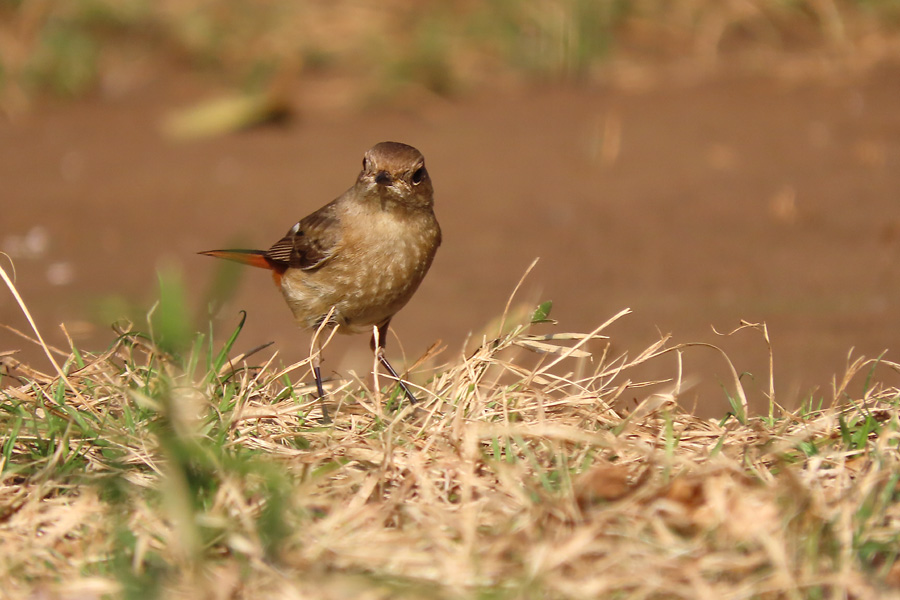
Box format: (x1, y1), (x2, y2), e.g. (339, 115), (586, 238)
(198, 249), (273, 270)
(199, 249), (284, 286)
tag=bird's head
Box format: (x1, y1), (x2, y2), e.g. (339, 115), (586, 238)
(357, 141), (434, 209)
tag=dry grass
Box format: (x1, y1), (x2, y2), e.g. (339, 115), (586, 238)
(2, 263), (900, 599)
(2, 0), (900, 116)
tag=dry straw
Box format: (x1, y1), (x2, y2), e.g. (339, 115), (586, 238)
(2, 262), (900, 599)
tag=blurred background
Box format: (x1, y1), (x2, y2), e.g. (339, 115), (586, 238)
(1, 0), (899, 415)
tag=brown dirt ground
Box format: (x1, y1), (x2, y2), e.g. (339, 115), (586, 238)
(2, 66), (899, 417)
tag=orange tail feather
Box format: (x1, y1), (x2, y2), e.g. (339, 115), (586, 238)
(199, 249), (284, 286)
(198, 249), (273, 270)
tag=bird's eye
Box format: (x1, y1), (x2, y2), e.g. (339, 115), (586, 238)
(411, 167), (426, 185)
(362, 157), (368, 170)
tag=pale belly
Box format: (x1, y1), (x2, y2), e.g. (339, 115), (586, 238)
(278, 219), (438, 333)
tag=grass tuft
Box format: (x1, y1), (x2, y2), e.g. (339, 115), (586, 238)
(2, 262), (900, 597)
(3, 1), (900, 115)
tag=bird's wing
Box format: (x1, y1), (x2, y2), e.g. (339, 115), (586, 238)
(265, 201), (342, 271)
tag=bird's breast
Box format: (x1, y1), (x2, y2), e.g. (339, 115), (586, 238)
(280, 208), (440, 333)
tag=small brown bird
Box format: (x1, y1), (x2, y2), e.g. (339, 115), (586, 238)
(200, 142), (441, 420)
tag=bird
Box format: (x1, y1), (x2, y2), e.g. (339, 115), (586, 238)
(200, 141), (441, 421)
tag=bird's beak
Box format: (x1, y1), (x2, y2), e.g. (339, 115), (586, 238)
(374, 171), (392, 186)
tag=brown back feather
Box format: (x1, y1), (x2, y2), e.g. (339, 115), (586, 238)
(264, 201), (342, 271)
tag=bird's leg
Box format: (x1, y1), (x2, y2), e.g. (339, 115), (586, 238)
(310, 338), (331, 423)
(371, 321), (417, 404)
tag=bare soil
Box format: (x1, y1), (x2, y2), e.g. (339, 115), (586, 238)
(2, 66), (899, 416)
